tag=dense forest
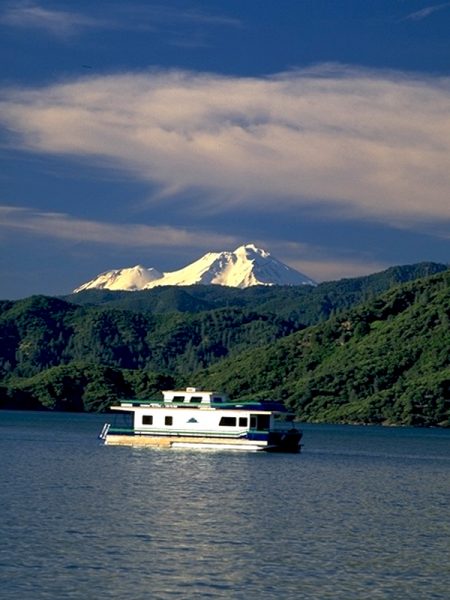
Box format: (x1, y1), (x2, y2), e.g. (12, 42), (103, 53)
(196, 271), (450, 426)
(0, 262), (448, 426)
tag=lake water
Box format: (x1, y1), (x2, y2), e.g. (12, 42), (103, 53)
(0, 411), (449, 599)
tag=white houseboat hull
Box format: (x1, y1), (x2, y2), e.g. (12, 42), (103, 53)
(101, 388), (303, 453)
(105, 434), (267, 452)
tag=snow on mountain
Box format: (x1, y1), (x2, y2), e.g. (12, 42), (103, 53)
(73, 265), (162, 292)
(73, 244), (316, 292)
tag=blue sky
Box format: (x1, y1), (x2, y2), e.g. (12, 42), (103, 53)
(1, 1), (449, 298)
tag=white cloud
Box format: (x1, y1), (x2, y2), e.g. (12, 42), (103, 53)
(0, 205), (237, 249)
(1, 65), (450, 229)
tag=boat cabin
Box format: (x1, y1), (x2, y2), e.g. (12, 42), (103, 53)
(102, 387), (302, 452)
(162, 387), (229, 405)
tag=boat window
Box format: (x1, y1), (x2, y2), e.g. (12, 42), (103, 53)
(212, 396), (223, 403)
(165, 416), (173, 425)
(142, 415), (153, 425)
(219, 416), (236, 427)
(258, 415), (270, 431)
(189, 396), (202, 403)
(173, 396), (185, 403)
(239, 417), (248, 427)
(250, 414), (270, 431)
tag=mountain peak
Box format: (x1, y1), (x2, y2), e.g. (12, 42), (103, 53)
(235, 243), (270, 259)
(73, 244), (316, 292)
(74, 264), (162, 293)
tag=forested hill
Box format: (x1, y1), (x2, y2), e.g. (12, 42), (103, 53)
(196, 270), (450, 427)
(0, 263), (448, 426)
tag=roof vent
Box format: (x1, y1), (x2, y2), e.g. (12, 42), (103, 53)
(186, 387), (197, 392)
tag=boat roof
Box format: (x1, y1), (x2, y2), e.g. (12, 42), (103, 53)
(112, 388), (293, 413)
(114, 399), (292, 413)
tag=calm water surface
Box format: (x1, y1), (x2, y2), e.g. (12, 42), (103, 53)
(0, 411), (449, 599)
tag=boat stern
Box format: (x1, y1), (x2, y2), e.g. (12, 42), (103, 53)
(264, 428), (303, 453)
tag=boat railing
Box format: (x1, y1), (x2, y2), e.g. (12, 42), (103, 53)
(115, 399), (291, 411)
(98, 423), (110, 440)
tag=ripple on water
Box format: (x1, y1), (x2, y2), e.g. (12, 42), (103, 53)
(0, 413), (449, 599)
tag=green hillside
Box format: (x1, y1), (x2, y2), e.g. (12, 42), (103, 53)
(196, 271), (450, 426)
(0, 263), (448, 426)
(0, 299), (301, 411)
(64, 261), (447, 323)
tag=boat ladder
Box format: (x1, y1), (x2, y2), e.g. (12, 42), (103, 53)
(98, 423), (110, 440)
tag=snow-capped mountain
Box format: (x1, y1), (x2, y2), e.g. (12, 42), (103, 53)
(73, 244), (316, 292)
(74, 265), (162, 292)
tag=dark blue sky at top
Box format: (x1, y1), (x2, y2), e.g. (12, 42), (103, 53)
(3, 1), (450, 82)
(1, 0), (449, 298)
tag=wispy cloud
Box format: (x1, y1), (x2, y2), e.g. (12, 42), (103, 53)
(0, 1), (240, 37)
(1, 65), (450, 231)
(291, 257), (389, 282)
(0, 205), (386, 282)
(0, 205), (237, 249)
(121, 4), (241, 29)
(0, 2), (106, 36)
(270, 240), (389, 282)
(404, 2), (450, 21)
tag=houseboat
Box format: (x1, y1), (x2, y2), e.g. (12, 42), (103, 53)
(99, 387), (302, 453)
